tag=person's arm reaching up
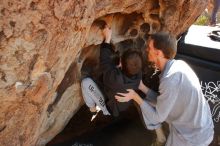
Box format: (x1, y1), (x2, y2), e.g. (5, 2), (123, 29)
(102, 26), (112, 44)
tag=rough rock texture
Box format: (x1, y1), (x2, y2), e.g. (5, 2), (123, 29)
(0, 0), (207, 145)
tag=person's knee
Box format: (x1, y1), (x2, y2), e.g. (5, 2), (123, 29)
(81, 77), (98, 94)
(81, 77), (94, 87)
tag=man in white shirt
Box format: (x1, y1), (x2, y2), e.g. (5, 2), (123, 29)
(115, 32), (214, 146)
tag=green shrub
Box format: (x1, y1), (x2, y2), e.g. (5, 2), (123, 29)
(194, 15), (209, 25)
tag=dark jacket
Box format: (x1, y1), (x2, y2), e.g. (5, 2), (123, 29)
(100, 43), (142, 117)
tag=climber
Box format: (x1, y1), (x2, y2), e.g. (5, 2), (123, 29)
(81, 25), (166, 145)
(81, 25), (142, 117)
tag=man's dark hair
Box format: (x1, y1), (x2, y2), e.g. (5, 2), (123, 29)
(150, 32), (177, 59)
(121, 49), (142, 77)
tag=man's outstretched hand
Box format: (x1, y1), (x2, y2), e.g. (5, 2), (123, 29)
(115, 89), (144, 105)
(115, 89), (136, 102)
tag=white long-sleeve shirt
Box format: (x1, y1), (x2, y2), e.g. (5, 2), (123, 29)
(140, 59), (214, 146)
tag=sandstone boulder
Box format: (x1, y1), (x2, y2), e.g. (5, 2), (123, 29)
(0, 0), (207, 145)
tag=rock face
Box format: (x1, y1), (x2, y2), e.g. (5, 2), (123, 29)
(0, 0), (207, 145)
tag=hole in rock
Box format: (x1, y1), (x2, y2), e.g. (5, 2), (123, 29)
(140, 23), (150, 33)
(129, 29), (138, 37)
(30, 1), (37, 10)
(0, 31), (6, 43)
(106, 12), (144, 36)
(1, 8), (5, 15)
(9, 21), (16, 27)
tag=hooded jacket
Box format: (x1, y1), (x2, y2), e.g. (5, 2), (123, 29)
(100, 43), (141, 117)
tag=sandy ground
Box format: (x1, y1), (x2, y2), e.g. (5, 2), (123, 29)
(47, 105), (158, 146)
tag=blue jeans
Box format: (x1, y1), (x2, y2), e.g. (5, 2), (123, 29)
(211, 0), (220, 24)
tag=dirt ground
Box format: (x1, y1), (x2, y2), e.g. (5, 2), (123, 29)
(47, 104), (219, 146)
(47, 105), (158, 146)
